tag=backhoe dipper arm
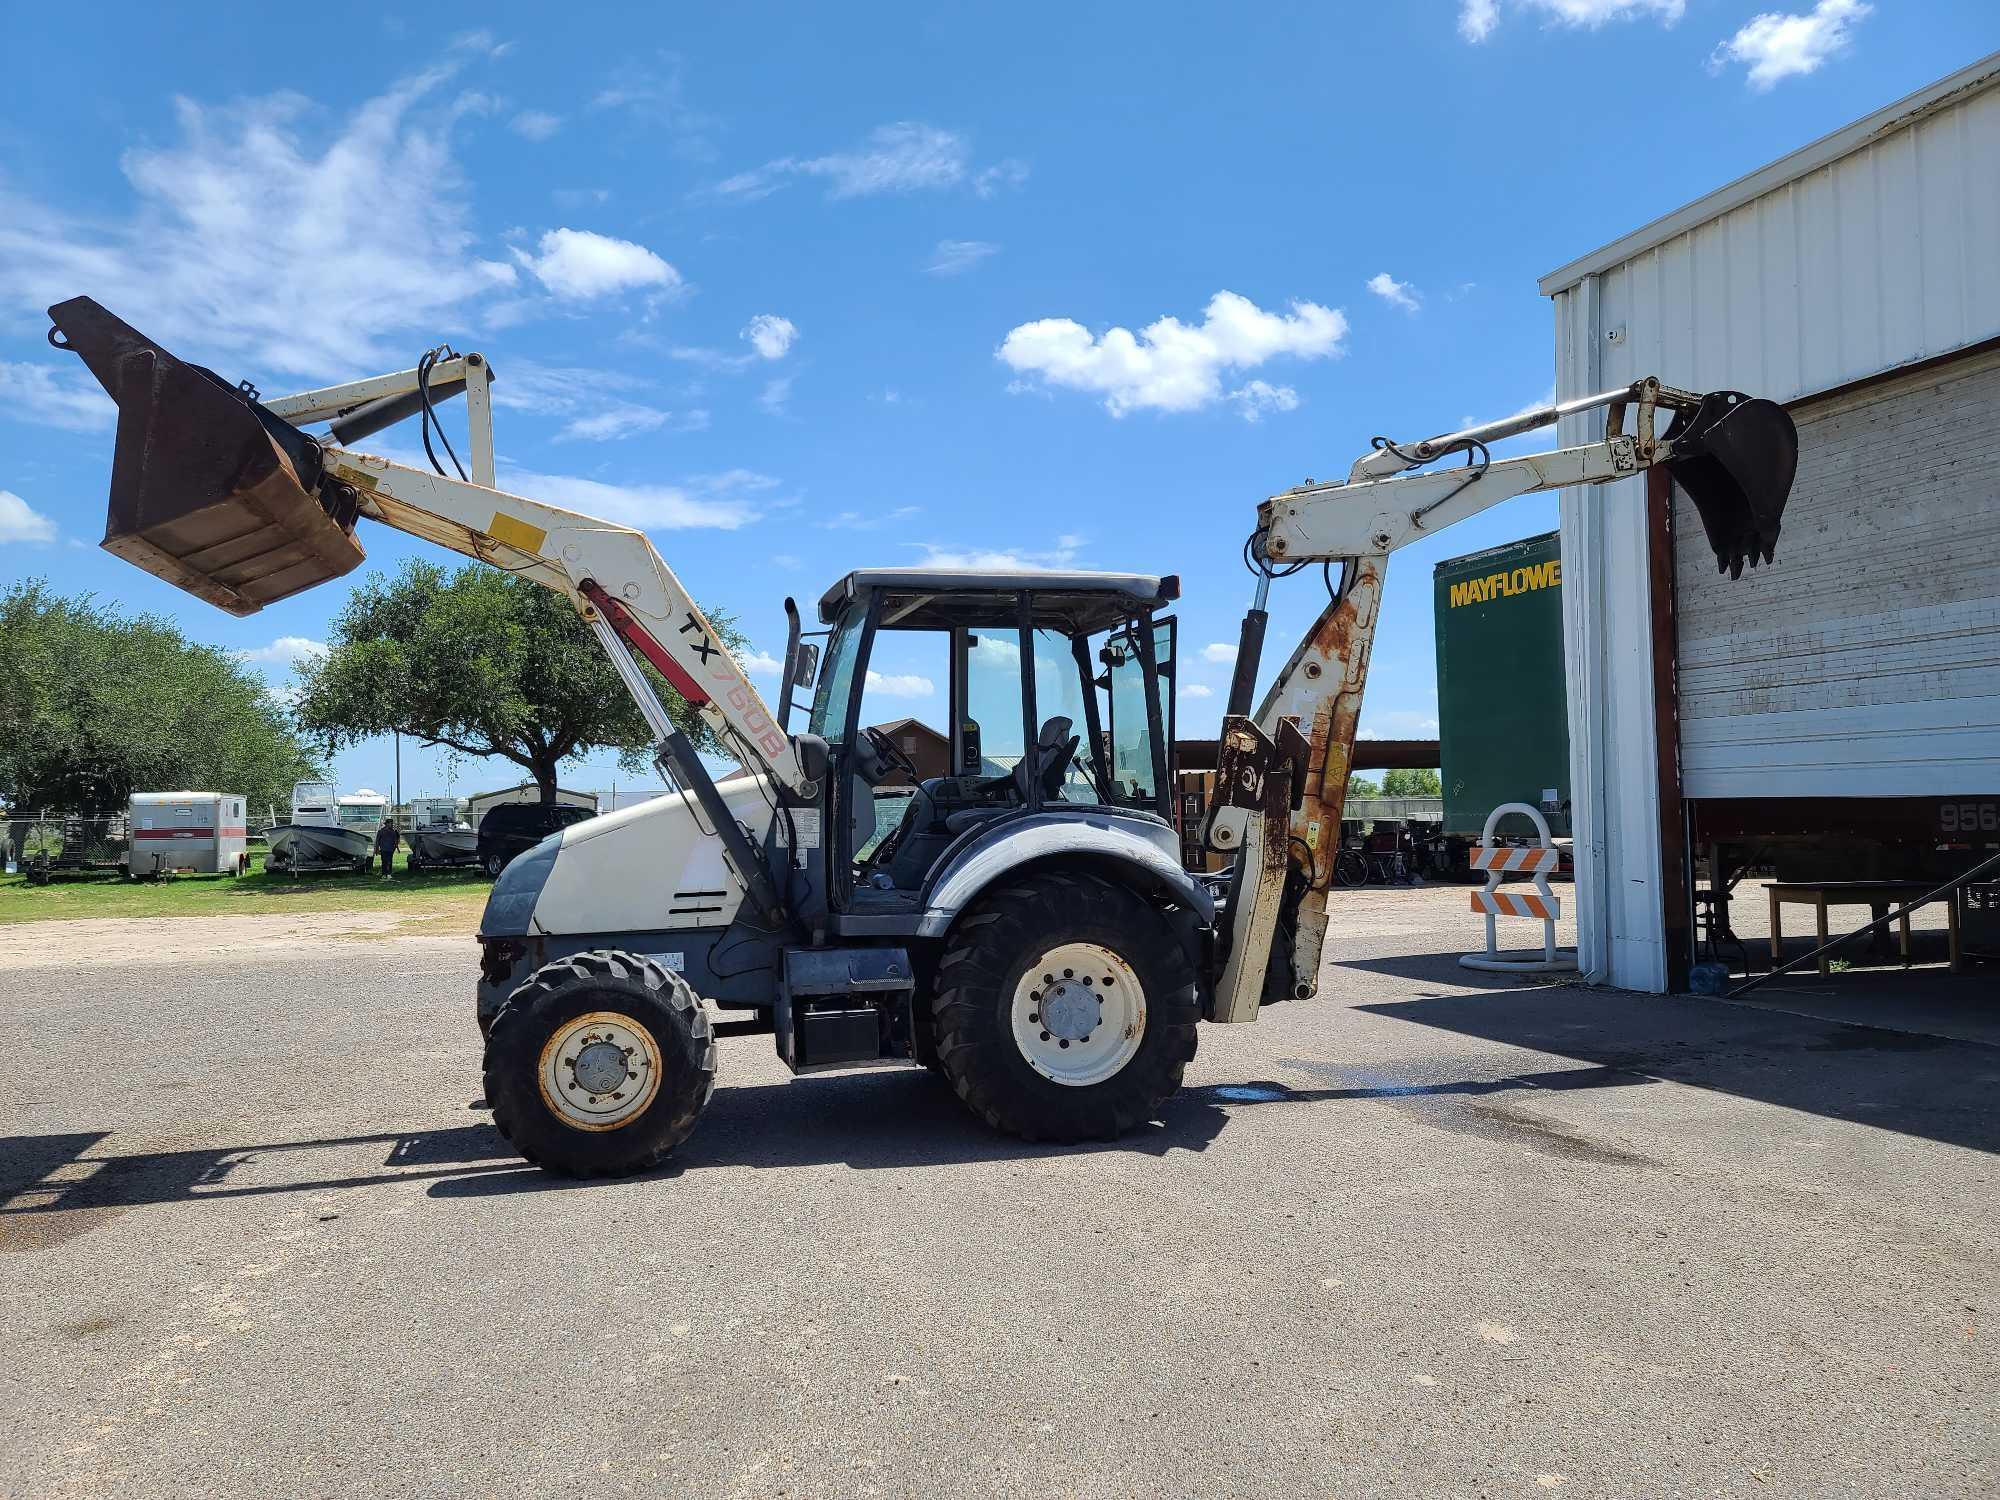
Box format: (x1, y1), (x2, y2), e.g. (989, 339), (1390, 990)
(1206, 378), (1796, 1023)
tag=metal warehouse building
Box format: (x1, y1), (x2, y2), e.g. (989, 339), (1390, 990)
(1541, 54), (2000, 991)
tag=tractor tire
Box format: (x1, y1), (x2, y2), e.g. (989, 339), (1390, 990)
(483, 949), (717, 1177)
(932, 871), (1198, 1143)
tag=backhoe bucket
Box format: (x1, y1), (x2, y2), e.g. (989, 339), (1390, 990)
(1663, 390), (1798, 579)
(46, 297), (364, 617)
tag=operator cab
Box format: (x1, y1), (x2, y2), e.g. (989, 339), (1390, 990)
(778, 569), (1180, 913)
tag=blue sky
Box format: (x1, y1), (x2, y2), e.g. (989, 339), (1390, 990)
(3, 3), (1994, 802)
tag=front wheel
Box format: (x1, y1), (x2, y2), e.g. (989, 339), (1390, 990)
(932, 871), (1198, 1142)
(483, 950), (717, 1177)
(1334, 851), (1368, 888)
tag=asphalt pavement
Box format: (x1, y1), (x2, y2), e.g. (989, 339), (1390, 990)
(2, 888), (1994, 1498)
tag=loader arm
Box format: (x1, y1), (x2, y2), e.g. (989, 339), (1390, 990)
(1206, 378), (1797, 1023)
(314, 446), (806, 797)
(45, 296), (807, 803)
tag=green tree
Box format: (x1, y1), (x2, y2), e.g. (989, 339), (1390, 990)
(294, 561), (750, 806)
(1380, 767), (1443, 797)
(0, 579), (320, 840)
(1346, 775), (1381, 800)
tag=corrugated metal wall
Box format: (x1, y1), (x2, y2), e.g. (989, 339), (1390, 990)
(1545, 63), (2000, 990)
(1585, 81), (2000, 406)
(1677, 350), (2000, 798)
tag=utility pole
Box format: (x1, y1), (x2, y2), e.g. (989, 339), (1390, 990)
(394, 731), (402, 820)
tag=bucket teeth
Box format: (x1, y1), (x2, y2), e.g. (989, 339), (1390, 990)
(45, 296), (364, 616)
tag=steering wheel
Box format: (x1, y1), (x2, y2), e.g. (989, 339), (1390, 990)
(861, 725), (920, 784)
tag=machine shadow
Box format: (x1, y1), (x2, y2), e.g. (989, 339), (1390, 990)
(2, 1068), (1233, 1219)
(429, 1067), (1235, 1197)
(1346, 973), (2000, 1156)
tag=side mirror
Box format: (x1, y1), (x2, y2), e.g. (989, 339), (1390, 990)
(791, 641), (820, 689)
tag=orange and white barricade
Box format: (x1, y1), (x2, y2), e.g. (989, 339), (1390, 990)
(1459, 802), (1577, 974)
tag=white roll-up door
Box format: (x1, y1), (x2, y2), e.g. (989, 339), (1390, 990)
(1675, 347), (2000, 799)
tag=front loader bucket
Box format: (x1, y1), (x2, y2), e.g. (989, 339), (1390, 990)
(46, 297), (364, 617)
(1664, 390), (1798, 580)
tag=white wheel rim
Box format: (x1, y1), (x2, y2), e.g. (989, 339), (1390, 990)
(1010, 942), (1146, 1087)
(537, 1010), (663, 1130)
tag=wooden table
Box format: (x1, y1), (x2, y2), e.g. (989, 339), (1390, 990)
(1766, 880), (1963, 976)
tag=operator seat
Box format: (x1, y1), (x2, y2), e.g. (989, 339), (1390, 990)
(884, 717), (1077, 890)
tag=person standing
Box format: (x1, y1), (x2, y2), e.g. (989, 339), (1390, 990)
(374, 814), (401, 879)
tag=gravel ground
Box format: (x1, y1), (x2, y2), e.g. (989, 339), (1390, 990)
(2, 885), (1994, 1498)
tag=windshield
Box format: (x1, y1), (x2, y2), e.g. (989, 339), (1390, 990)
(338, 803), (384, 829)
(808, 603), (867, 741)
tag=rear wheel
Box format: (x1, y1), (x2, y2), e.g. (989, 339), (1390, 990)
(483, 950), (717, 1177)
(482, 851), (508, 879)
(933, 871), (1198, 1142)
(1334, 850), (1367, 888)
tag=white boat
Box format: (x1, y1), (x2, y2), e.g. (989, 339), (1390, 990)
(405, 797), (478, 869)
(267, 782), (386, 873)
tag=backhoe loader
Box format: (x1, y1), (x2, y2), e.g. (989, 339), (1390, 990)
(46, 295), (1797, 1176)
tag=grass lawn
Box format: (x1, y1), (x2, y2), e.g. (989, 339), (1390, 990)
(0, 852), (492, 925)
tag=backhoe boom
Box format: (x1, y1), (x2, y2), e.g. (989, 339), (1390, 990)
(1207, 378), (1797, 1022)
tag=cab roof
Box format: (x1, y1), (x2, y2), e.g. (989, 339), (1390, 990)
(817, 568), (1177, 632)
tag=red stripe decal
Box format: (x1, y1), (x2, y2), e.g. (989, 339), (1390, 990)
(578, 581), (712, 709)
(135, 828), (214, 839)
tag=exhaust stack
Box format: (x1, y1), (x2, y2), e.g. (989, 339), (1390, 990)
(47, 297), (365, 617)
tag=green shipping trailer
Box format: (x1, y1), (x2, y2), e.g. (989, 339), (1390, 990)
(1433, 531), (1571, 841)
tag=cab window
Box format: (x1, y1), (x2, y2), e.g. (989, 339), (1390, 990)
(808, 603), (867, 741)
(962, 628), (1026, 779)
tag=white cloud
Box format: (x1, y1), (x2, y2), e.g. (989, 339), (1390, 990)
(489, 361), (645, 413)
(757, 375), (793, 415)
(909, 538), (1082, 571)
(1459, 0), (1683, 42)
(233, 635), (328, 668)
(1227, 380), (1300, 423)
(0, 490), (57, 543)
(713, 122), (1020, 202)
(0, 69), (519, 381)
(1200, 642), (1238, 664)
(973, 160), (1030, 198)
(1709, 0), (1869, 90)
(740, 649), (785, 677)
(741, 314), (797, 360)
(555, 403), (708, 442)
(0, 363), (117, 431)
(925, 239), (1000, 276)
(819, 505), (922, 532)
(501, 465), (773, 531)
(512, 228), (680, 300)
(1366, 272), (1421, 313)
(510, 110), (562, 141)
(589, 54), (719, 161)
(1179, 683), (1214, 700)
(1459, 0), (1501, 39)
(998, 291), (1346, 417)
(866, 670), (936, 697)
(1360, 709), (1441, 738)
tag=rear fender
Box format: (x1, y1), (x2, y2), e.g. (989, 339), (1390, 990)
(916, 812), (1215, 941)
